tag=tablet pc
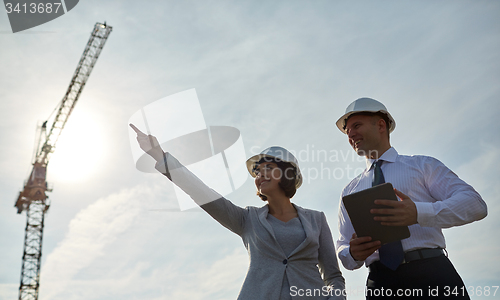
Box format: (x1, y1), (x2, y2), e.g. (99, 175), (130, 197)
(342, 182), (410, 244)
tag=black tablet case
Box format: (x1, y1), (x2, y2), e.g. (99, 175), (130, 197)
(342, 182), (410, 245)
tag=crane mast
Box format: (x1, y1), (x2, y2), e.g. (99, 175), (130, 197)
(15, 22), (112, 300)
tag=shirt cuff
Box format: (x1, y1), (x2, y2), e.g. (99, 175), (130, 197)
(338, 247), (364, 270)
(415, 201), (435, 227)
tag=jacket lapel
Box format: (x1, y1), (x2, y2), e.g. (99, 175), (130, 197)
(288, 204), (313, 257)
(257, 204), (278, 241)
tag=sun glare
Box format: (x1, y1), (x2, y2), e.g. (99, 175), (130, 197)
(47, 109), (105, 183)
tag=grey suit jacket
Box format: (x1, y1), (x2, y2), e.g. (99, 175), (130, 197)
(156, 153), (346, 300)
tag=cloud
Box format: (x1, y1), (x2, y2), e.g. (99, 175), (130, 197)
(38, 177), (249, 300)
(169, 248), (248, 300)
(39, 247), (247, 300)
(39, 182), (162, 299)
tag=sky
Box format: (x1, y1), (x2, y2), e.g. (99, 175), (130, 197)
(0, 1), (499, 299)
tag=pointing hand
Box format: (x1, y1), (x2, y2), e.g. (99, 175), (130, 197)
(129, 123), (164, 162)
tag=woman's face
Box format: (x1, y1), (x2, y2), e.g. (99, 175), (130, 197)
(254, 162), (282, 197)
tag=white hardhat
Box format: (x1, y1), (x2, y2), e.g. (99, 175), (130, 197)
(246, 146), (303, 188)
(336, 97), (396, 134)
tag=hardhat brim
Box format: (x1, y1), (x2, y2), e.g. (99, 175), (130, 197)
(246, 153), (303, 189)
(336, 110), (396, 134)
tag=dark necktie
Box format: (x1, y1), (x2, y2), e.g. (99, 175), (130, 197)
(372, 160), (404, 270)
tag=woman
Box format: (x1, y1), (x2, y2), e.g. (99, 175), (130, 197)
(130, 124), (346, 300)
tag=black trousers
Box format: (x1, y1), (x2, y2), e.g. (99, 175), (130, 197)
(366, 255), (470, 299)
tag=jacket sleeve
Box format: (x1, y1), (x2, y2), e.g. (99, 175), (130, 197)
(317, 212), (346, 300)
(155, 152), (247, 236)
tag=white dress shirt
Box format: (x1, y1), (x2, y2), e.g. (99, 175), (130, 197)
(336, 147), (487, 270)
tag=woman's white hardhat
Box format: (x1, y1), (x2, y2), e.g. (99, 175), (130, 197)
(336, 98), (396, 134)
(246, 146), (303, 188)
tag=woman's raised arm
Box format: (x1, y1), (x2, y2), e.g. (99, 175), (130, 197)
(130, 123), (247, 236)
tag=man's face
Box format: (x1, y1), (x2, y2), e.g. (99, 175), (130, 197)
(345, 114), (382, 158)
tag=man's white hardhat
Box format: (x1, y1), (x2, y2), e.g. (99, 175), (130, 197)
(336, 97), (396, 134)
(246, 146), (303, 188)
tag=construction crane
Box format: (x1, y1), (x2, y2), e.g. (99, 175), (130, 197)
(14, 22), (112, 300)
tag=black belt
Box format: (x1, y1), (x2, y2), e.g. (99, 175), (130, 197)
(369, 248), (445, 272)
(403, 248), (445, 263)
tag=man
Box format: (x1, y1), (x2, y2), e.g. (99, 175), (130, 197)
(335, 98), (487, 299)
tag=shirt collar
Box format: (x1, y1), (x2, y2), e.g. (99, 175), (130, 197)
(366, 147), (398, 169)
